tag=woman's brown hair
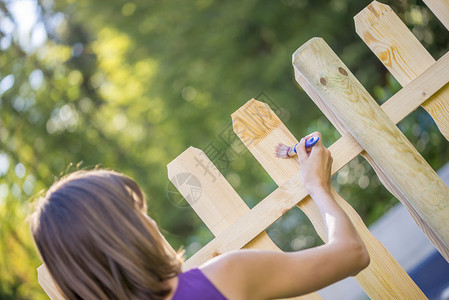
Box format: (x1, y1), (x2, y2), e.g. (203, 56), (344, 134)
(28, 169), (183, 299)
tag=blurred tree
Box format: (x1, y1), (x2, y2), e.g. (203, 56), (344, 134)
(0, 0), (447, 298)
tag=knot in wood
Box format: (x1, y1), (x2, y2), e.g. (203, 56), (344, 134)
(338, 67), (348, 76)
(320, 77), (327, 86)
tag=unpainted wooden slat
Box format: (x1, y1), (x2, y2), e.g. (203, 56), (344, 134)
(37, 265), (62, 299)
(168, 147), (321, 299)
(294, 60), (449, 263)
(38, 49), (449, 297)
(293, 37), (449, 260)
(354, 1), (449, 140)
(232, 99), (426, 299)
(176, 53), (449, 269)
(422, 0), (449, 30)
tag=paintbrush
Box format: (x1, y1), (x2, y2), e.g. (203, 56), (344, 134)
(275, 136), (319, 158)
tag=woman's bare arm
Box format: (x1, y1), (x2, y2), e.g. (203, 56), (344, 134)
(201, 132), (370, 300)
(296, 133), (368, 263)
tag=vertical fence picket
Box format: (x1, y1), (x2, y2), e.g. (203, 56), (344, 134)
(422, 0), (449, 30)
(294, 37), (449, 261)
(36, 50), (449, 300)
(354, 1), (449, 140)
(294, 59), (449, 262)
(37, 265), (62, 299)
(168, 147), (321, 299)
(232, 99), (426, 299)
(35, 2), (449, 298)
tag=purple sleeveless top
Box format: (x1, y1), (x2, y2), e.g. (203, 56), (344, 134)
(171, 268), (227, 300)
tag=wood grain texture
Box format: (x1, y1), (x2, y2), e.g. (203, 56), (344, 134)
(293, 37), (449, 257)
(38, 5), (449, 294)
(295, 49), (449, 132)
(183, 170), (309, 268)
(422, 0), (449, 30)
(37, 265), (63, 299)
(176, 59), (448, 269)
(168, 147), (320, 300)
(302, 41), (449, 255)
(232, 99), (426, 299)
(38, 52), (449, 296)
(294, 54), (449, 263)
(354, 1), (449, 140)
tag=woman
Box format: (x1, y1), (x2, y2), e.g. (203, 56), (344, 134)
(29, 133), (370, 299)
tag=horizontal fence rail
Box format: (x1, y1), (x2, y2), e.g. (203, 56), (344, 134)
(37, 1), (448, 299)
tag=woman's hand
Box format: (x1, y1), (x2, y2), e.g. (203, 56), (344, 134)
(201, 132), (369, 300)
(296, 132), (333, 196)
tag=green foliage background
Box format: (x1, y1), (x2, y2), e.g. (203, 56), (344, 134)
(0, 0), (447, 298)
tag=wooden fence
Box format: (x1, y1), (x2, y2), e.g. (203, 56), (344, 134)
(37, 1), (449, 299)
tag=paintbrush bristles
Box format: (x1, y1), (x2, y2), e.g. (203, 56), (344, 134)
(275, 143), (295, 158)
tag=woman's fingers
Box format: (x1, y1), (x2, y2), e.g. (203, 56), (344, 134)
(306, 132), (322, 155)
(298, 132), (325, 163)
(308, 132), (322, 146)
(296, 138), (308, 164)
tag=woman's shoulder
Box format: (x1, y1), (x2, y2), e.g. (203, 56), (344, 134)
(170, 267), (228, 300)
(174, 249), (284, 300)
(197, 250), (253, 300)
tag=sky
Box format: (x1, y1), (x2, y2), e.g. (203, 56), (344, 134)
(0, 0), (48, 192)
(5, 0), (47, 51)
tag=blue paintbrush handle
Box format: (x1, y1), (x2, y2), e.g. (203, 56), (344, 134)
(293, 136), (319, 153)
(305, 136), (319, 148)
